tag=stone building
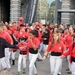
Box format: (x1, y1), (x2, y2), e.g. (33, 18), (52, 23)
(56, 0), (75, 24)
(0, 0), (28, 23)
(0, 0), (75, 24)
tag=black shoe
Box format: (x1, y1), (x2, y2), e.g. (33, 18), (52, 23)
(12, 60), (15, 65)
(37, 58), (42, 61)
(58, 74), (60, 75)
(67, 71), (71, 74)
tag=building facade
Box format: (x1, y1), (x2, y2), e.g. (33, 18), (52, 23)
(36, 0), (49, 22)
(0, 0), (75, 24)
(0, 0), (28, 23)
(56, 0), (75, 24)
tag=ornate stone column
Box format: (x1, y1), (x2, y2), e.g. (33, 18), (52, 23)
(61, 0), (70, 24)
(10, 0), (21, 23)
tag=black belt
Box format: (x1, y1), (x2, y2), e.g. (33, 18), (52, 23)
(51, 52), (62, 56)
(72, 57), (75, 62)
(20, 52), (27, 55)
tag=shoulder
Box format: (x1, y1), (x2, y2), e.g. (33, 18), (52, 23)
(34, 37), (39, 41)
(4, 32), (10, 36)
(34, 37), (40, 44)
(24, 42), (27, 45)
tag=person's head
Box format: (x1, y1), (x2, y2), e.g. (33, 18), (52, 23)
(50, 33), (60, 47)
(59, 24), (64, 29)
(5, 22), (8, 25)
(56, 29), (63, 38)
(12, 22), (16, 26)
(69, 27), (74, 34)
(19, 17), (24, 21)
(29, 30), (38, 39)
(52, 33), (60, 42)
(45, 29), (50, 34)
(53, 27), (57, 33)
(19, 37), (25, 44)
(0, 24), (4, 32)
(63, 23), (67, 27)
(3, 25), (8, 31)
(20, 27), (25, 32)
(64, 28), (69, 34)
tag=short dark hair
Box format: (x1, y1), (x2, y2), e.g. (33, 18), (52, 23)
(30, 30), (38, 37)
(19, 37), (25, 42)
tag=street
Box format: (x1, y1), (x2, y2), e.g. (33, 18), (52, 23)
(10, 52), (71, 75)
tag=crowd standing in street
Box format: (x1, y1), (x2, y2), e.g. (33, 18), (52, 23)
(0, 17), (75, 75)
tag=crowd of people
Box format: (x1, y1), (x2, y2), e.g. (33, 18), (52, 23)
(0, 17), (75, 75)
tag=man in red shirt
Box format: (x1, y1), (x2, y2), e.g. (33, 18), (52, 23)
(65, 27), (74, 74)
(0, 24), (13, 70)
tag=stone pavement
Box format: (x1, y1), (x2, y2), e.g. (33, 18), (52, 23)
(10, 52), (71, 75)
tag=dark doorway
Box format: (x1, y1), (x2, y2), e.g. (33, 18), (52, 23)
(0, 0), (10, 22)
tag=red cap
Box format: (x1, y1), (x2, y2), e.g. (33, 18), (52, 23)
(19, 17), (24, 21)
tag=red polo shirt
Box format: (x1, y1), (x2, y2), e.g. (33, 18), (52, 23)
(10, 26), (17, 34)
(65, 34), (73, 46)
(5, 30), (12, 34)
(47, 41), (65, 53)
(27, 37), (40, 49)
(18, 42), (27, 51)
(0, 31), (13, 43)
(63, 42), (75, 63)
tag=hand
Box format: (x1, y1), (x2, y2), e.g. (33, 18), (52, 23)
(25, 55), (27, 58)
(60, 55), (65, 59)
(28, 37), (32, 42)
(42, 56), (46, 60)
(9, 48), (12, 52)
(44, 38), (47, 40)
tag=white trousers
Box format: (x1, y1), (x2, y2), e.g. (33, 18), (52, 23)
(50, 55), (62, 75)
(42, 44), (48, 52)
(38, 43), (48, 59)
(71, 62), (75, 75)
(39, 43), (48, 52)
(37, 52), (42, 59)
(29, 53), (38, 75)
(18, 54), (27, 72)
(38, 42), (43, 52)
(5, 48), (11, 69)
(11, 51), (16, 60)
(0, 57), (7, 71)
(67, 55), (71, 70)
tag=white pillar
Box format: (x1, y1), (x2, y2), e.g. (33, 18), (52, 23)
(10, 0), (21, 23)
(61, 0), (70, 24)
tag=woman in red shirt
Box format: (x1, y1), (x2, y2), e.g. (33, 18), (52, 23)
(27, 30), (40, 75)
(42, 33), (65, 75)
(61, 34), (75, 75)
